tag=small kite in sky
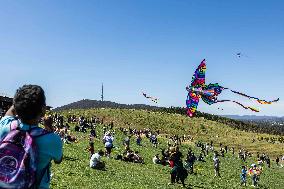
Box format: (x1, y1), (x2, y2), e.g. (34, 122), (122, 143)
(186, 59), (279, 117)
(142, 92), (158, 103)
(236, 52), (249, 58)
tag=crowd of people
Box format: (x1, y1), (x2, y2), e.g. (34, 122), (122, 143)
(73, 115), (284, 188)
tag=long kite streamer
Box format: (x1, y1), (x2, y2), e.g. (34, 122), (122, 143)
(217, 100), (260, 112)
(186, 59), (279, 117)
(230, 90), (279, 104)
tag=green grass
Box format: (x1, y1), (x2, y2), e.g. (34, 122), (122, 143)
(50, 108), (284, 188)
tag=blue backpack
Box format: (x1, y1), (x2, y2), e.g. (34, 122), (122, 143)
(0, 120), (50, 189)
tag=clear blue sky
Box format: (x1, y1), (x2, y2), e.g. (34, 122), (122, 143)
(0, 0), (283, 116)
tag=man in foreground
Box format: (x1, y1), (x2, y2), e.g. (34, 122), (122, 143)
(0, 85), (63, 189)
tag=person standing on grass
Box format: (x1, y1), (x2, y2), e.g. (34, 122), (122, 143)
(0, 85), (63, 189)
(240, 166), (247, 186)
(86, 136), (95, 158)
(103, 131), (114, 158)
(136, 134), (142, 146)
(168, 146), (186, 187)
(266, 156), (271, 168)
(213, 152), (220, 177)
(276, 156), (279, 166)
(249, 164), (258, 187)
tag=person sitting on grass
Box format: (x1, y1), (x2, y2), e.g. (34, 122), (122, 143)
(133, 151), (144, 164)
(153, 154), (162, 164)
(123, 149), (134, 162)
(123, 135), (131, 148)
(90, 150), (105, 170)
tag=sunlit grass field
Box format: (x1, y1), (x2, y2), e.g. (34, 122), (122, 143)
(50, 109), (284, 188)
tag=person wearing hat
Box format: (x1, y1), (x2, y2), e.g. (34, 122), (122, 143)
(103, 131), (114, 158)
(249, 164), (259, 187)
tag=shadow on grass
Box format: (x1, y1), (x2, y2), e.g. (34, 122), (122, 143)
(63, 156), (79, 161)
(186, 183), (205, 189)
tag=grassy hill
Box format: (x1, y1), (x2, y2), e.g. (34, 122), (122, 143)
(51, 108), (284, 189)
(53, 99), (284, 135)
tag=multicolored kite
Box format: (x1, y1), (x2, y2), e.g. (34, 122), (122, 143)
(142, 92), (158, 103)
(186, 59), (279, 117)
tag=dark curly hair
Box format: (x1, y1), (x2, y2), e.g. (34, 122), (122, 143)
(13, 85), (46, 122)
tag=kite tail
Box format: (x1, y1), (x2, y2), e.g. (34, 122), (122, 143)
(217, 100), (259, 112)
(229, 90), (279, 104)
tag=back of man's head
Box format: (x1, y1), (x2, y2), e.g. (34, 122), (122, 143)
(13, 85), (46, 123)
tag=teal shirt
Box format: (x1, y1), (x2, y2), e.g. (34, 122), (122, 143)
(0, 116), (63, 189)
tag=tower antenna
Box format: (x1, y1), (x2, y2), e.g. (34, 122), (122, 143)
(101, 83), (104, 101)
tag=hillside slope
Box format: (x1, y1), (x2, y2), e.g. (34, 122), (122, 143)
(62, 108), (283, 157)
(54, 100), (284, 135)
(52, 108), (284, 189)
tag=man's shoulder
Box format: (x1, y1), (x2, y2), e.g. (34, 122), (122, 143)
(36, 130), (62, 146)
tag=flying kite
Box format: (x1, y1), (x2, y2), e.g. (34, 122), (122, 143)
(142, 92), (158, 103)
(236, 52), (249, 58)
(186, 59), (279, 117)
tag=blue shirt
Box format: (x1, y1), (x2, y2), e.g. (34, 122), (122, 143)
(0, 116), (63, 189)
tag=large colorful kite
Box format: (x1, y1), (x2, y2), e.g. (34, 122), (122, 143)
(186, 59), (279, 117)
(142, 92), (158, 103)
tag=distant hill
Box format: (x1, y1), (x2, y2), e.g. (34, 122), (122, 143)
(54, 99), (284, 135)
(53, 99), (162, 112)
(222, 115), (284, 121)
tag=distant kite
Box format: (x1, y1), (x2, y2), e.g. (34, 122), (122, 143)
(142, 92), (158, 103)
(236, 52), (248, 58)
(186, 59), (279, 117)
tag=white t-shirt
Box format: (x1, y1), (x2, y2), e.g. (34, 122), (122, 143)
(153, 156), (159, 164)
(213, 156), (219, 167)
(103, 135), (114, 147)
(90, 153), (101, 167)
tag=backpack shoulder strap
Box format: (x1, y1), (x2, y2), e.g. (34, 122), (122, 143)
(29, 127), (51, 138)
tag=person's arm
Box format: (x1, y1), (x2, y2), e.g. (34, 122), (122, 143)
(43, 116), (54, 132)
(52, 134), (63, 164)
(5, 105), (16, 117)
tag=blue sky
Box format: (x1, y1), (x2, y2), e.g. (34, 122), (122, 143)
(0, 0), (283, 116)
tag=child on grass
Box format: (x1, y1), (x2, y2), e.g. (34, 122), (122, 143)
(240, 166), (247, 186)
